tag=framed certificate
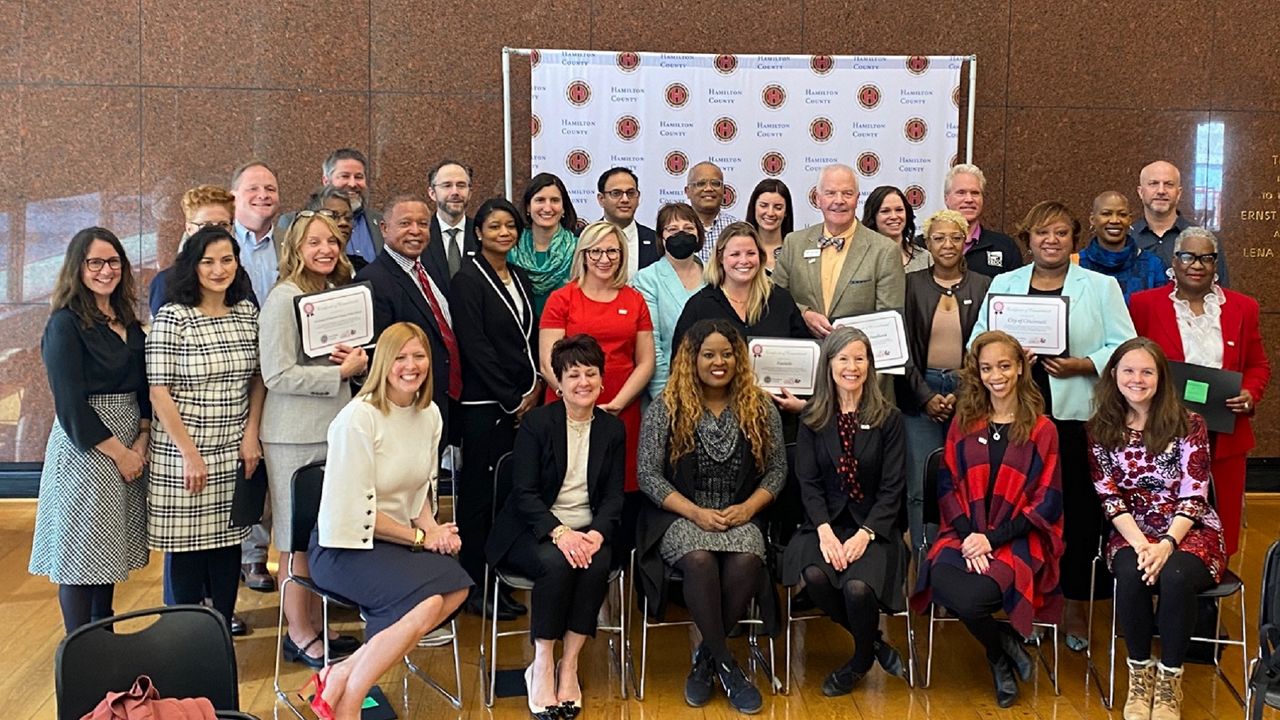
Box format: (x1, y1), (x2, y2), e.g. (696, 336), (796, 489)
(986, 294), (1070, 356)
(747, 337), (820, 395)
(294, 282), (375, 358)
(832, 308), (910, 370)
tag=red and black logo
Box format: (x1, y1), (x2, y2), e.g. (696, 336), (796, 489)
(906, 55), (930, 75)
(529, 49), (541, 68)
(856, 152), (880, 177)
(665, 82), (690, 109)
(664, 150), (689, 176)
(904, 185), (926, 209)
(761, 83), (786, 110)
(616, 51), (641, 72)
(761, 151), (786, 177)
(713, 116), (738, 143)
(722, 184), (737, 208)
(808, 186), (820, 210)
(809, 117), (834, 143)
(952, 85), (961, 108)
(857, 84), (881, 110)
(566, 80), (592, 107)
(714, 54), (738, 75)
(531, 115), (541, 138)
(904, 117), (928, 143)
(810, 54), (835, 75)
(616, 115), (640, 141)
(566, 149), (591, 175)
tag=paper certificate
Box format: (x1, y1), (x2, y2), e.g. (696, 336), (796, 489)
(295, 282), (375, 358)
(986, 294), (1070, 356)
(748, 337), (820, 395)
(832, 309), (910, 370)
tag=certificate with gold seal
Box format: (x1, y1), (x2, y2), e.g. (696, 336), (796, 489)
(295, 282), (375, 358)
(747, 337), (821, 395)
(986, 293), (1070, 356)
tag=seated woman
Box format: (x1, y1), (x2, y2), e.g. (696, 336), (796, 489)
(910, 330), (1064, 708)
(486, 334), (626, 720)
(1086, 337), (1226, 720)
(305, 322), (473, 720)
(781, 326), (909, 696)
(636, 318), (786, 715)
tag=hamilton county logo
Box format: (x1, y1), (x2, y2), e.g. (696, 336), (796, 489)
(810, 54), (835, 75)
(904, 117), (928, 143)
(664, 150), (689, 176)
(714, 54), (739, 75)
(856, 152), (881, 177)
(809, 117), (834, 143)
(616, 51), (641, 72)
(906, 55), (930, 75)
(952, 85), (961, 108)
(665, 82), (690, 109)
(713, 116), (738, 142)
(761, 84), (786, 110)
(808, 186), (820, 210)
(566, 80), (592, 107)
(529, 49), (541, 68)
(722, 184), (737, 208)
(857, 84), (881, 110)
(615, 115), (640, 141)
(761, 151), (786, 177)
(531, 114), (541, 138)
(565, 149), (591, 175)
(904, 185), (926, 209)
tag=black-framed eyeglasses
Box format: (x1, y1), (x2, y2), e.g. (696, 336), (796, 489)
(1173, 251), (1218, 266)
(189, 220), (233, 232)
(84, 257), (123, 272)
(586, 247), (621, 261)
(604, 189), (639, 200)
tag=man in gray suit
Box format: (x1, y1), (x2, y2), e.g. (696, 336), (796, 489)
(773, 164), (905, 338)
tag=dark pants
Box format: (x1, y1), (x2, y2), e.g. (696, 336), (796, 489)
(458, 404), (517, 585)
(930, 562), (1009, 662)
(58, 584), (115, 633)
(504, 538), (613, 640)
(164, 546), (241, 626)
(1113, 546), (1214, 667)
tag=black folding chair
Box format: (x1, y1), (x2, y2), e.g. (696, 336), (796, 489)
(1248, 539), (1280, 719)
(55, 604), (256, 720)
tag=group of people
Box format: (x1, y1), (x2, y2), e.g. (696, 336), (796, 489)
(28, 146), (1269, 720)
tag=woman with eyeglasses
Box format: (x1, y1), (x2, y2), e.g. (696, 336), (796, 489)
(510, 172), (581, 320)
(29, 228), (150, 633)
(149, 185), (241, 318)
(259, 211), (367, 667)
(1129, 227), (1271, 557)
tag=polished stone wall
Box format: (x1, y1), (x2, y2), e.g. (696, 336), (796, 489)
(2, 0), (1278, 461)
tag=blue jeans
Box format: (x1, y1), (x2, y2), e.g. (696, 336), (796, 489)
(902, 368), (958, 553)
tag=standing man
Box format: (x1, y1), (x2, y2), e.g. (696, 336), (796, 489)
(684, 161), (740, 262)
(942, 163), (1023, 277)
(1131, 159), (1229, 286)
(423, 160), (476, 292)
(279, 148), (382, 268)
(597, 166), (660, 275)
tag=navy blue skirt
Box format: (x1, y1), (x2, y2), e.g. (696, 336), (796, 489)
(309, 530), (473, 638)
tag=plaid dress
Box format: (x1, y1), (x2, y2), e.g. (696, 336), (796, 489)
(145, 301), (258, 552)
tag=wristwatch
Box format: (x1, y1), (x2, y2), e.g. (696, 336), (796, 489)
(412, 526), (426, 552)
(860, 527), (876, 542)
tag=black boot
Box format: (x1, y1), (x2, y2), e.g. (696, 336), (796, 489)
(988, 654), (1019, 708)
(999, 629), (1034, 682)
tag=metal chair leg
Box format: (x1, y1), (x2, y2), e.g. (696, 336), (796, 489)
(487, 574), (501, 708)
(639, 595), (650, 700)
(784, 588), (793, 695)
(925, 604), (937, 688)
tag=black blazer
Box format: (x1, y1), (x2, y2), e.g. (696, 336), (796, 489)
(452, 254), (538, 411)
(486, 402), (627, 565)
(898, 268), (991, 410)
(637, 223), (662, 270)
(795, 409), (906, 539)
(671, 283), (810, 355)
(424, 215), (477, 292)
(355, 250), (454, 435)
(965, 227), (1024, 277)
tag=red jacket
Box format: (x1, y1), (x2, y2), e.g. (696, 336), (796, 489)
(1128, 283), (1271, 458)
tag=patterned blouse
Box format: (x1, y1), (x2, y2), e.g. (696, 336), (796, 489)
(1088, 412), (1225, 582)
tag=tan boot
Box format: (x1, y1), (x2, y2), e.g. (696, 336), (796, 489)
(1150, 663), (1184, 720)
(1123, 658), (1156, 720)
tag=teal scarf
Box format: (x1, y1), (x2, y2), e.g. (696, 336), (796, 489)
(509, 226), (578, 301)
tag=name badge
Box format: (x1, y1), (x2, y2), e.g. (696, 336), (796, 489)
(978, 436), (989, 445)
(618, 308), (628, 315)
(1227, 340), (1236, 347)
(860, 424), (871, 430)
(986, 250), (1003, 266)
(803, 248), (822, 259)
(963, 298), (973, 305)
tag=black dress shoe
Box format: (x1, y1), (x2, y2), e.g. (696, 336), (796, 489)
(988, 654), (1019, 708)
(229, 613), (249, 636)
(821, 658), (866, 697)
(874, 639), (909, 681)
(464, 593), (517, 621)
(999, 630), (1034, 682)
(240, 562), (276, 592)
(327, 634), (361, 656)
(283, 635), (327, 669)
(498, 590), (527, 617)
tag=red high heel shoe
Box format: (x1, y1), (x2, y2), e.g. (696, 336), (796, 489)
(300, 666), (336, 719)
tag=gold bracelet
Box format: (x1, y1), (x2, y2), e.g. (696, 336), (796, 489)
(412, 526), (426, 552)
(551, 525), (570, 545)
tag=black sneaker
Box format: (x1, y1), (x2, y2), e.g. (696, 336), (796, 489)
(684, 646), (715, 707)
(717, 659), (763, 714)
(821, 658), (866, 697)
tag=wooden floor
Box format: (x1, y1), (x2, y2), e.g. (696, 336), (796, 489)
(2, 498), (1276, 720)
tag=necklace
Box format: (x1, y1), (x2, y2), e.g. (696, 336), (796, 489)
(989, 421), (1010, 441)
(567, 414), (592, 438)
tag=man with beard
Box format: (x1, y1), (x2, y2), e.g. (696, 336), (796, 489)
(423, 160), (476, 292)
(597, 166), (660, 276)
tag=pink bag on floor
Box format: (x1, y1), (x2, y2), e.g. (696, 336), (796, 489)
(80, 675), (217, 720)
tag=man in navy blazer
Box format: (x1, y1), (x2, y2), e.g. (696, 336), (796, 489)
(597, 166), (661, 277)
(943, 163), (1024, 277)
(423, 160), (477, 293)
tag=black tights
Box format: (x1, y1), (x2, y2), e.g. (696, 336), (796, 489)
(676, 550), (762, 664)
(930, 562), (1009, 663)
(58, 583), (115, 633)
(1113, 546), (1214, 667)
(801, 567), (880, 672)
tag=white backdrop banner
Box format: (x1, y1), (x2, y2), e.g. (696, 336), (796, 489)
(530, 50), (966, 231)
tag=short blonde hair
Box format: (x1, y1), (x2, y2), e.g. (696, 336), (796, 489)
(569, 221), (628, 288)
(359, 322), (435, 414)
(277, 213), (354, 293)
(922, 209), (970, 239)
(181, 185), (235, 222)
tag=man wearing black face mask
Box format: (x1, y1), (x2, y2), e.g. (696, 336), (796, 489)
(598, 167), (660, 276)
(631, 203), (707, 399)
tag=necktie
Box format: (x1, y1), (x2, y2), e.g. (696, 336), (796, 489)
(818, 235), (846, 251)
(446, 228), (462, 276)
(412, 261), (462, 400)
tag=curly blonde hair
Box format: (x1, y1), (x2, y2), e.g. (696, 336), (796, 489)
(180, 185), (235, 222)
(662, 318), (772, 471)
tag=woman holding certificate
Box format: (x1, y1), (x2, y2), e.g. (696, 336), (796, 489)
(970, 201), (1135, 650)
(780, 326), (909, 696)
(636, 318), (786, 714)
(910, 330), (1063, 708)
(259, 211), (367, 666)
(1128, 227), (1270, 557)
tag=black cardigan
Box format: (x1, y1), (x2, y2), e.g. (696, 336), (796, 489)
(671, 283), (809, 356)
(451, 253), (539, 411)
(898, 268), (991, 410)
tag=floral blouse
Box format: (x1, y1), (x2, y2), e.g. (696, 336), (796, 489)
(1088, 412), (1225, 582)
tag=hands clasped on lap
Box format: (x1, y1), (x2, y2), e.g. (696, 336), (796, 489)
(818, 524), (870, 573)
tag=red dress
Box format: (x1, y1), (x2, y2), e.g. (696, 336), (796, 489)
(541, 282), (653, 492)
